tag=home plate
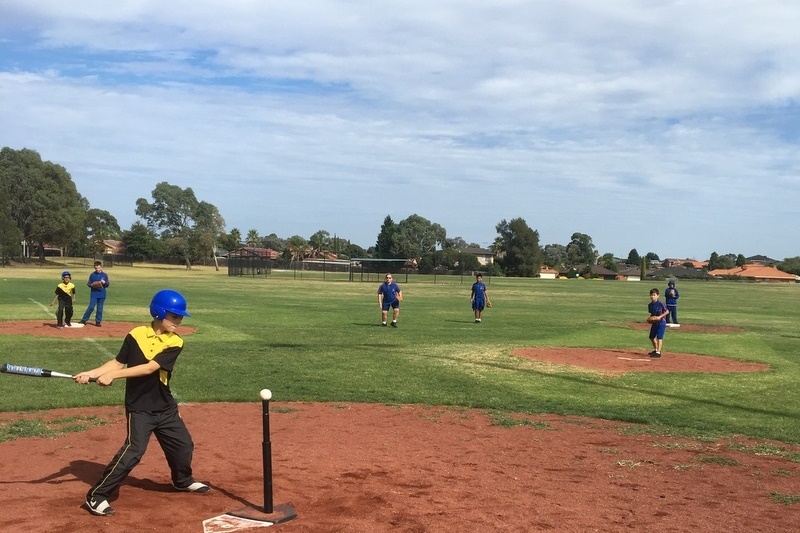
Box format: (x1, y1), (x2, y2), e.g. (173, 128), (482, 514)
(203, 514), (277, 532)
(65, 323), (85, 328)
(617, 357), (652, 362)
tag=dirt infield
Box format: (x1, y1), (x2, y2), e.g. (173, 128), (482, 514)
(1, 403), (798, 532)
(0, 322), (796, 532)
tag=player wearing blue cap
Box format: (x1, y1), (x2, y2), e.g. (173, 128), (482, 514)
(49, 271), (76, 328)
(75, 289), (210, 516)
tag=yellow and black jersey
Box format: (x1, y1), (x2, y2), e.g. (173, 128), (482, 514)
(54, 282), (76, 302)
(116, 325), (184, 412)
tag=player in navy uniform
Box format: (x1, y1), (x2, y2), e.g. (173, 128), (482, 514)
(377, 273), (402, 327)
(79, 261), (110, 326)
(75, 289), (209, 516)
(665, 280), (680, 326)
(647, 288), (669, 358)
(470, 273), (492, 323)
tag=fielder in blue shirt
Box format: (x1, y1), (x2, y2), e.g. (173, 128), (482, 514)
(80, 261), (110, 326)
(647, 288), (669, 358)
(665, 280), (680, 326)
(470, 273), (492, 323)
(377, 274), (402, 327)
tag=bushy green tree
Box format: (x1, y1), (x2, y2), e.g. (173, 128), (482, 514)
(392, 214), (446, 263)
(0, 147), (85, 260)
(121, 222), (163, 261)
(135, 182), (223, 269)
(566, 232), (596, 267)
(493, 218), (543, 277)
(375, 215), (397, 258)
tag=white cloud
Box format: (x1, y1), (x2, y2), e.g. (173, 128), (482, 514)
(0, 1), (798, 259)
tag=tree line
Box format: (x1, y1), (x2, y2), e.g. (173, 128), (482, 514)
(2, 147), (799, 276)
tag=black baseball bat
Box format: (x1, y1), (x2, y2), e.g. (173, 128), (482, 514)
(1, 363), (96, 382)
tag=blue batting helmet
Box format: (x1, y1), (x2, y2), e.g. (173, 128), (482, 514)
(61, 271), (71, 278)
(150, 289), (191, 320)
(668, 280), (676, 286)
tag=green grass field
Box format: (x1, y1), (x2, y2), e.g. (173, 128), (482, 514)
(1, 264), (799, 444)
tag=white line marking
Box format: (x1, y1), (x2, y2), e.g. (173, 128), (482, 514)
(84, 337), (116, 359)
(617, 357), (652, 362)
(29, 298), (56, 319)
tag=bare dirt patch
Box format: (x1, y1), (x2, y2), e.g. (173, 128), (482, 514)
(512, 347), (770, 374)
(0, 320), (197, 338)
(0, 403), (798, 532)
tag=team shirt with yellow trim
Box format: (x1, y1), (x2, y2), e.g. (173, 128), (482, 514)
(54, 282), (76, 302)
(116, 325), (184, 412)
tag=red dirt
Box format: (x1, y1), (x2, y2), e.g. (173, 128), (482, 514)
(0, 321), (797, 532)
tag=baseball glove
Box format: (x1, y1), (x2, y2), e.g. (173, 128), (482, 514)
(646, 316), (660, 324)
(91, 281), (104, 289)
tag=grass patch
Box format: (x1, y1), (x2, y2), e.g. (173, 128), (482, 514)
(770, 492), (800, 505)
(2, 267), (800, 446)
(0, 415), (108, 443)
(485, 410), (549, 429)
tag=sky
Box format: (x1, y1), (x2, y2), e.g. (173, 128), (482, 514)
(1, 1), (799, 260)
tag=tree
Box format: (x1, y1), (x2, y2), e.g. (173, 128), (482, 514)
(135, 183), (225, 269)
(245, 229), (260, 247)
(542, 243), (568, 269)
(375, 215), (397, 258)
(194, 201), (226, 270)
(442, 236), (468, 250)
(309, 230), (331, 257)
(121, 222), (163, 261)
(85, 208), (121, 258)
(493, 218), (543, 277)
(640, 257), (646, 279)
(0, 193), (22, 264)
(0, 147), (85, 260)
(566, 232), (597, 267)
(600, 253), (618, 272)
(735, 254), (747, 267)
(284, 235), (310, 266)
(393, 214), (446, 262)
(626, 249), (641, 266)
(778, 256), (800, 276)
(261, 233), (285, 253)
(219, 228), (242, 252)
(708, 251), (736, 270)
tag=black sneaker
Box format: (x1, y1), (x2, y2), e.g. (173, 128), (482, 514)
(650, 351), (662, 358)
(86, 498), (115, 516)
(381, 322), (387, 327)
(390, 322), (397, 328)
(79, 320), (87, 325)
(95, 322), (102, 327)
(173, 481), (211, 494)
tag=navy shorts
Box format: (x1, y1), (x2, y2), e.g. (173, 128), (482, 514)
(382, 301), (399, 311)
(649, 321), (666, 340)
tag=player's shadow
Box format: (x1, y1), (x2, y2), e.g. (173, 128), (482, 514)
(0, 460), (179, 495)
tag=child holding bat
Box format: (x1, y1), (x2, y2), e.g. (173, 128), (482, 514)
(74, 289), (210, 517)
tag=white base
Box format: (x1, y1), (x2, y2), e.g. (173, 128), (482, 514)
(65, 323), (85, 328)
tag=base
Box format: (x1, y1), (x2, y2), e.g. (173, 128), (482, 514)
(65, 323), (85, 329)
(666, 323), (680, 328)
(227, 503), (297, 524)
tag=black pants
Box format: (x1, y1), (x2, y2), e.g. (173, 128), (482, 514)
(87, 405), (195, 502)
(56, 299), (73, 326)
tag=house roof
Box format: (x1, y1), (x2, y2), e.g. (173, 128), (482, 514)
(463, 247), (495, 256)
(709, 265), (796, 280)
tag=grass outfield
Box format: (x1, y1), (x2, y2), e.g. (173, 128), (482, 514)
(1, 264), (798, 444)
